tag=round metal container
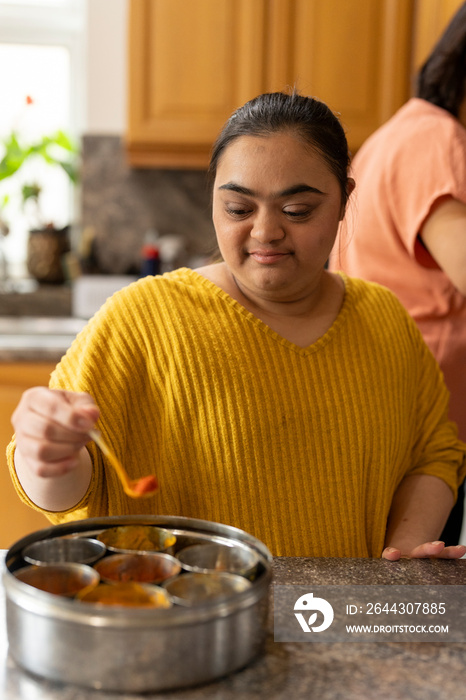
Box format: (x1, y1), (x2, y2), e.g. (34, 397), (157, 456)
(94, 552), (181, 584)
(163, 571), (252, 606)
(3, 515), (272, 693)
(177, 542), (259, 580)
(77, 581), (173, 608)
(14, 563), (100, 598)
(22, 536), (106, 566)
(96, 524), (176, 554)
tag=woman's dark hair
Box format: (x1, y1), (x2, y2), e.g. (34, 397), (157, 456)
(416, 1), (466, 117)
(208, 91), (351, 206)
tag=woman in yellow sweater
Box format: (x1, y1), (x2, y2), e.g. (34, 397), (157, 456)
(8, 92), (466, 559)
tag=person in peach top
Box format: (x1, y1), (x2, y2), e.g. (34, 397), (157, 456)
(330, 2), (466, 543)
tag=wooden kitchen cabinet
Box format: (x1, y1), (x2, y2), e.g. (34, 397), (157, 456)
(127, 0), (267, 168)
(262, 0), (413, 152)
(126, 0), (414, 167)
(0, 363), (56, 548)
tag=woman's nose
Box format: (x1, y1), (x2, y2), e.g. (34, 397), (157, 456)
(250, 211), (285, 242)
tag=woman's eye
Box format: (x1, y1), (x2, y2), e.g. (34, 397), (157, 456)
(284, 208), (311, 218)
(225, 207), (251, 218)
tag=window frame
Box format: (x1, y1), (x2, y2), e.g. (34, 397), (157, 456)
(0, 0), (87, 271)
(0, 0), (87, 135)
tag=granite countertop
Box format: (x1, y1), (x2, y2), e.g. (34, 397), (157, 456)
(1, 554), (465, 700)
(0, 284), (76, 362)
(0, 285), (72, 317)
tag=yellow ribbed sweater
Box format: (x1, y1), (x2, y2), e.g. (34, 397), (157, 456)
(7, 269), (466, 557)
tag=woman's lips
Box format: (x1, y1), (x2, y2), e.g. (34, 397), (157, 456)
(248, 250), (290, 264)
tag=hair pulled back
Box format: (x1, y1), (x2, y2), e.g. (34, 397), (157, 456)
(208, 91), (351, 206)
(416, 1), (466, 117)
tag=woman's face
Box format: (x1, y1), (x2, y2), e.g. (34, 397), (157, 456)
(212, 131), (348, 303)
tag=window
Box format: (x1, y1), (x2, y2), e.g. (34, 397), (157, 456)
(0, 0), (85, 276)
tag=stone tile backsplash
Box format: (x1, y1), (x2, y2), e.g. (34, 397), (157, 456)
(81, 135), (217, 274)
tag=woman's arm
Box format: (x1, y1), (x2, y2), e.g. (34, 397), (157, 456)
(382, 473), (466, 560)
(14, 445), (93, 512)
(420, 197), (466, 295)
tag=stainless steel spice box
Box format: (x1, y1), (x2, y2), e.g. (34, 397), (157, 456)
(3, 515), (273, 693)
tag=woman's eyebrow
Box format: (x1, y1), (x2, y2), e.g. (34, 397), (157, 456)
(218, 183), (253, 195)
(280, 184), (325, 197)
(218, 182), (325, 197)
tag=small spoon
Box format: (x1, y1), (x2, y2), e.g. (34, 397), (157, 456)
(88, 429), (158, 498)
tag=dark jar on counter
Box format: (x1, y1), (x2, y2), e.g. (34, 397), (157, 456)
(27, 225), (70, 284)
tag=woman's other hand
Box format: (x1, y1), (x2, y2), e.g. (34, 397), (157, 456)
(382, 541), (466, 560)
(384, 474), (465, 561)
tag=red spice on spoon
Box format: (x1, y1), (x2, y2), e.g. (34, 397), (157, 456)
(131, 475), (159, 496)
(88, 429), (159, 499)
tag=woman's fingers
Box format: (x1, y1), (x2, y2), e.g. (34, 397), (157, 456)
(406, 541), (446, 558)
(381, 547), (402, 561)
(409, 542), (466, 559)
(13, 387), (98, 434)
(12, 387), (100, 478)
(382, 542), (466, 560)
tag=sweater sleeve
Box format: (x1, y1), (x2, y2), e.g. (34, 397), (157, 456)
(6, 278), (165, 524)
(403, 314), (466, 497)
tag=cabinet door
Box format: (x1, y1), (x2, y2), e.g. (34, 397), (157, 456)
(264, 0), (414, 153)
(127, 0), (267, 168)
(0, 364), (55, 548)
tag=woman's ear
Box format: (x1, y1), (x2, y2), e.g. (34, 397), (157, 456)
(346, 177), (356, 197)
(339, 177), (356, 220)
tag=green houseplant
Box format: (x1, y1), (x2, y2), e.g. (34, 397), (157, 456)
(0, 104), (80, 283)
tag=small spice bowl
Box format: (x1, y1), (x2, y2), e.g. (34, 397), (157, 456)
(94, 552), (181, 585)
(177, 543), (259, 581)
(163, 572), (252, 606)
(77, 581), (173, 608)
(96, 525), (176, 554)
(22, 536), (106, 567)
(14, 563), (100, 598)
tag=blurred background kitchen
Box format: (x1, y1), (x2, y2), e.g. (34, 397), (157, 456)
(0, 0), (463, 545)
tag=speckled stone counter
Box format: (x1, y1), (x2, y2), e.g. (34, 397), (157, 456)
(1, 555), (465, 700)
(0, 285), (71, 317)
(0, 285), (73, 361)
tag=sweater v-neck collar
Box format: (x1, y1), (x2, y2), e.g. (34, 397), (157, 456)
(181, 267), (353, 356)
